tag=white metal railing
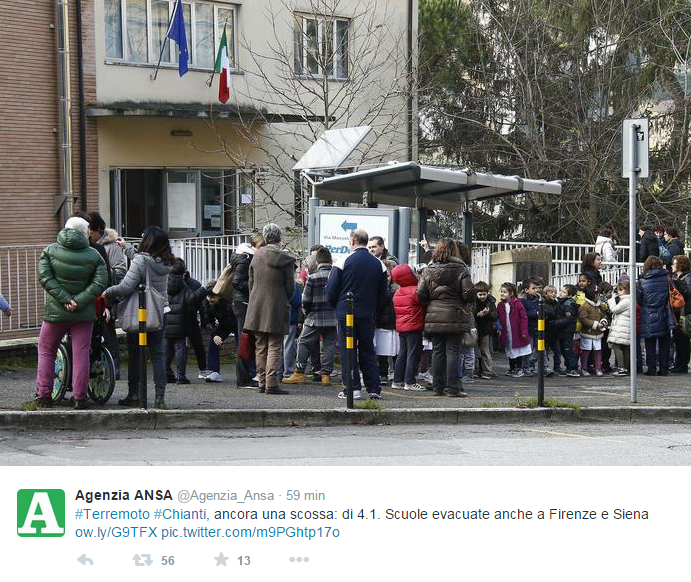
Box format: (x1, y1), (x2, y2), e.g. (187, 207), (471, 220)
(0, 244), (49, 333)
(470, 246), (491, 284)
(550, 260), (643, 290)
(474, 240), (635, 264)
(171, 234), (249, 284)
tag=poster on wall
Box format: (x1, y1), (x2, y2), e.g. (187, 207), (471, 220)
(168, 183), (197, 230)
(318, 213), (391, 263)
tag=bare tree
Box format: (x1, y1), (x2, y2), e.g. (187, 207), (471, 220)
(194, 0), (413, 250)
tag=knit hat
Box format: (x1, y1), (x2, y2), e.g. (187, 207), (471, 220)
(65, 216), (89, 236)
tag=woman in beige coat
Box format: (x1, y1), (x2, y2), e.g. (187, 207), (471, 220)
(245, 223), (295, 394)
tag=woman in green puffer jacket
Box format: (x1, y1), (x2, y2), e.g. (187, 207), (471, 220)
(32, 217), (108, 409)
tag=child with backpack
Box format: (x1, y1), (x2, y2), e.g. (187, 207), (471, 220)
(577, 285), (606, 376)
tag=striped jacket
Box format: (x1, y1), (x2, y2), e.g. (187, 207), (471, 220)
(302, 263), (336, 327)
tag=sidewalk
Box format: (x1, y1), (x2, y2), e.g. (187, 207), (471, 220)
(1, 355), (691, 430)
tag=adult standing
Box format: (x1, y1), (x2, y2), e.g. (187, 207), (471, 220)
(88, 212), (127, 284)
(368, 236), (399, 266)
(244, 224), (295, 395)
(227, 232), (264, 388)
(416, 238), (475, 397)
(32, 217), (108, 409)
(638, 256), (675, 376)
(104, 226), (174, 408)
(664, 228), (684, 270)
(671, 255), (691, 373)
(327, 229), (389, 400)
(594, 227), (617, 263)
(637, 225), (659, 263)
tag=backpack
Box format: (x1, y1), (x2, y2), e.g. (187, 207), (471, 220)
(658, 240), (672, 266)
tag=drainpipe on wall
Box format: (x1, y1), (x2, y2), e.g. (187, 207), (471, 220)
(75, 0), (87, 211)
(56, 0), (75, 223)
(407, 0), (414, 162)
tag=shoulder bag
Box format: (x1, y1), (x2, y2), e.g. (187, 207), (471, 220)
(118, 266), (165, 332)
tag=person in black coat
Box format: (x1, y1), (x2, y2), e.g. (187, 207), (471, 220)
(202, 282), (238, 383)
(164, 259), (207, 383)
(637, 226), (660, 263)
(552, 284), (579, 376)
(664, 227), (685, 272)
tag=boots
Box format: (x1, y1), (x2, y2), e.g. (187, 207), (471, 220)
(282, 370), (306, 384)
(154, 396), (168, 410)
(118, 387), (140, 407)
(321, 373), (331, 386)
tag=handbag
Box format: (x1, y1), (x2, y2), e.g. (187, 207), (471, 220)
(237, 330), (255, 360)
(670, 280), (685, 311)
(118, 267), (165, 332)
(212, 263), (234, 301)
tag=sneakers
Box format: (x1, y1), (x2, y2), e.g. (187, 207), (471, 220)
(176, 376), (191, 384)
(545, 368), (555, 377)
(612, 368), (629, 376)
(205, 372), (223, 383)
(337, 389), (363, 400)
(238, 380), (259, 389)
(461, 375), (474, 384)
(522, 369), (536, 377)
(480, 374), (493, 380)
(595, 370), (604, 377)
(510, 370), (525, 378)
(22, 395), (53, 411)
(581, 370), (590, 377)
(198, 370), (212, 379)
(566, 370), (580, 378)
(379, 376), (388, 385)
(74, 398), (94, 410)
(391, 381), (405, 389)
(368, 392), (382, 400)
(282, 371), (307, 384)
(417, 371), (433, 384)
(403, 383), (426, 391)
(504, 370), (513, 376)
(558, 369), (569, 377)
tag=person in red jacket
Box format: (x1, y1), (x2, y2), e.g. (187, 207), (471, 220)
(391, 264), (426, 390)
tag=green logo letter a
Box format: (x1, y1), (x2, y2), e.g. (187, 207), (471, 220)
(17, 490), (65, 537)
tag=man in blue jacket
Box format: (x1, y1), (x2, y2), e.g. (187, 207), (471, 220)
(326, 229), (388, 400)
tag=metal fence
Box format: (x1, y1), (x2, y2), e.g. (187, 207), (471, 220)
(171, 234), (249, 284)
(0, 244), (49, 334)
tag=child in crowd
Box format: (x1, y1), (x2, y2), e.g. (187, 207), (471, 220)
(498, 282), (531, 377)
(542, 285), (558, 376)
(391, 264), (426, 390)
(521, 277), (541, 376)
(607, 280), (631, 376)
(277, 275), (302, 380)
(473, 281), (497, 379)
(459, 312), (477, 383)
(553, 284), (580, 377)
(284, 247), (337, 385)
(202, 284), (238, 383)
(164, 258), (208, 384)
(599, 282), (614, 372)
(577, 285), (606, 376)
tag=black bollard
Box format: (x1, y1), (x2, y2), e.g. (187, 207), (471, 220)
(537, 294), (545, 407)
(138, 283), (148, 409)
(345, 292), (355, 410)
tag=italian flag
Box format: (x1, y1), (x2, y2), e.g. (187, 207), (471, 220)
(214, 26), (231, 104)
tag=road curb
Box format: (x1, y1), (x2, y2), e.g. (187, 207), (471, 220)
(2, 406), (691, 431)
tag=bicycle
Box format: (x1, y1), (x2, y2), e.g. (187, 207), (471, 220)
(51, 313), (116, 406)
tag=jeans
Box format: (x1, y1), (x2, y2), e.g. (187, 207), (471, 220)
(431, 333), (462, 393)
(295, 324), (337, 374)
(36, 320), (93, 400)
(458, 344), (475, 378)
(127, 330), (166, 399)
(476, 335), (495, 376)
(672, 328), (690, 372)
(232, 301), (256, 386)
(393, 331), (422, 384)
(165, 337), (188, 378)
(525, 333), (548, 371)
(337, 317), (380, 394)
(644, 334), (671, 373)
(207, 326), (232, 374)
(254, 332), (283, 390)
(277, 324), (298, 379)
(557, 335), (578, 371)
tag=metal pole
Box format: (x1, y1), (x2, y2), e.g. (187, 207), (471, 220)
(56, 0), (74, 222)
(138, 284), (148, 409)
(629, 124), (639, 403)
(537, 294), (545, 407)
(345, 292), (355, 410)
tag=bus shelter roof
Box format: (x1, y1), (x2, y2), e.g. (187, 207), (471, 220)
(314, 162), (562, 211)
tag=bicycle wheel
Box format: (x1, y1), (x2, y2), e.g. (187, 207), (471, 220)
(52, 343), (71, 405)
(88, 346), (115, 404)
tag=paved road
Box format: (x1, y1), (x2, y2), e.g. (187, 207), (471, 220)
(3, 423), (691, 465)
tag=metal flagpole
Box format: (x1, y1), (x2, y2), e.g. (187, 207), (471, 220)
(151, 1), (178, 81)
(629, 123), (639, 403)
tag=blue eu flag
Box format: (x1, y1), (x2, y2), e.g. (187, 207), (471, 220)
(166, 0), (188, 76)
